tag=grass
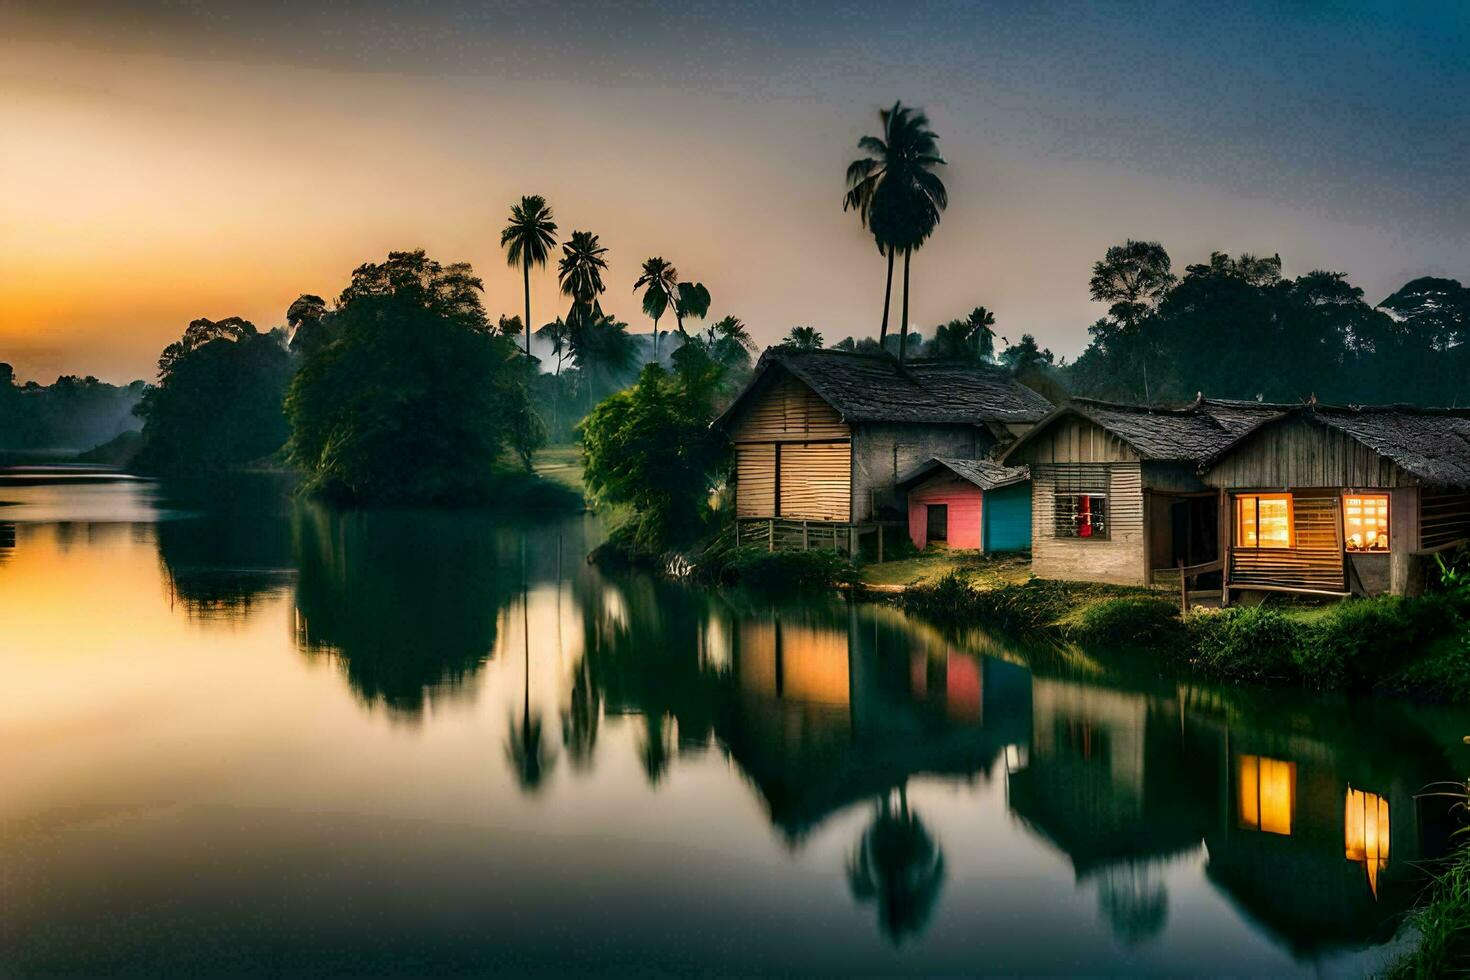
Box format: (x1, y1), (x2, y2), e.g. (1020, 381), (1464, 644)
(859, 549), (1032, 590)
(532, 443), (586, 495)
(1392, 832), (1470, 977)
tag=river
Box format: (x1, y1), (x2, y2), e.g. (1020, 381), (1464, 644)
(2, 465), (1466, 976)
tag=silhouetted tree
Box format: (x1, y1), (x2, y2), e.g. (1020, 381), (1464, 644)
(501, 195), (559, 359)
(929, 306), (996, 361)
(782, 325), (824, 350)
(634, 256), (678, 359)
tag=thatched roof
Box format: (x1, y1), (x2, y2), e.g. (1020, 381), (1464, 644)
(1205, 404), (1470, 488)
(896, 457), (1030, 492)
(714, 348), (1053, 430)
(1003, 395), (1293, 464)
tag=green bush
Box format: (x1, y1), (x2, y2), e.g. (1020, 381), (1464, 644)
(1186, 606), (1305, 682)
(725, 546), (859, 593)
(1065, 596), (1186, 651)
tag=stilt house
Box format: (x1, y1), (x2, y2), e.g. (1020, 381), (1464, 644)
(713, 349), (1052, 554)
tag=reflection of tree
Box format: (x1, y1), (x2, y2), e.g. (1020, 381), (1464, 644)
(639, 713), (674, 786)
(1097, 862), (1167, 947)
(153, 474), (294, 620)
(506, 540), (556, 792)
(560, 654), (601, 771)
(847, 782), (946, 945)
(292, 504), (518, 720)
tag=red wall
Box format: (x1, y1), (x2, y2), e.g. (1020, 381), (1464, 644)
(908, 473), (984, 550)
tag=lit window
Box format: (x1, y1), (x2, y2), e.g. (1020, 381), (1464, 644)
(1056, 493), (1109, 539)
(1343, 494), (1390, 552)
(1237, 754), (1294, 835)
(1345, 786), (1390, 897)
(1236, 494), (1293, 549)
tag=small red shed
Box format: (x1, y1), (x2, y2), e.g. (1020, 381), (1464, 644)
(897, 458), (1031, 552)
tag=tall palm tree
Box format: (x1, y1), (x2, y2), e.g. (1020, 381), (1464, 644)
(634, 257), (678, 360)
(558, 230), (609, 327)
(844, 102), (948, 363)
(500, 195), (559, 360)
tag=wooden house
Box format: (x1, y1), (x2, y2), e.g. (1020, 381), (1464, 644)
(895, 457), (1031, 553)
(713, 349), (1052, 553)
(1199, 404), (1470, 600)
(999, 397), (1286, 586)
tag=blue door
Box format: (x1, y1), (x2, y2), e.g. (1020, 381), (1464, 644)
(983, 483), (1032, 553)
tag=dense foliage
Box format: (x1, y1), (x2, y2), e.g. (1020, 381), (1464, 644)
(1067, 243), (1470, 406)
(578, 361), (729, 555)
(286, 250), (538, 504)
(133, 317), (292, 474)
(0, 364), (144, 451)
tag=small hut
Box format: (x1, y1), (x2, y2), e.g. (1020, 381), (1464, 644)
(1199, 403), (1470, 599)
(895, 457), (1031, 552)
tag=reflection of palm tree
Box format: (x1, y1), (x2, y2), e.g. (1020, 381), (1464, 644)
(639, 713), (674, 787)
(847, 782), (946, 944)
(561, 655), (601, 770)
(506, 537), (556, 792)
(1097, 862), (1168, 947)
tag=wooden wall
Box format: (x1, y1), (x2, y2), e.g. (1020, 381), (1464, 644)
(1008, 414), (1139, 466)
(1031, 462), (1148, 585)
(1421, 488), (1470, 551)
(907, 473), (984, 550)
(1203, 415), (1412, 489)
(729, 371), (852, 522)
(850, 422), (990, 522)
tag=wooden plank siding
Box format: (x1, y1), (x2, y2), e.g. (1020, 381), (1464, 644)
(1229, 492), (1345, 592)
(1031, 462), (1147, 585)
(1421, 489), (1470, 551)
(728, 371), (852, 522)
(1010, 415), (1139, 465)
(1202, 414), (1412, 489)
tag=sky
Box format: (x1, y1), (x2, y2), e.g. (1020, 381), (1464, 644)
(1, 0), (1467, 384)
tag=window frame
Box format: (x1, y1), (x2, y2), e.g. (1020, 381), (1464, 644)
(1054, 491), (1110, 541)
(1342, 492), (1391, 553)
(1235, 493), (1294, 550)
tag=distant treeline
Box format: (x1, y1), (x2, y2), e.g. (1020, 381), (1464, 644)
(1061, 243), (1469, 407)
(0, 365), (145, 450)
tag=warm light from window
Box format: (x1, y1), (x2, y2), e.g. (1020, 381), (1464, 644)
(1343, 494), (1390, 552)
(1345, 786), (1390, 897)
(1238, 754), (1294, 835)
(1236, 494), (1293, 548)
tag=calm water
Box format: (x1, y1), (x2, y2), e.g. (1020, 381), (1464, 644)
(2, 467), (1467, 977)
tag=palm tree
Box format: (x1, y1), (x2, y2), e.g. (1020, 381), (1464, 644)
(844, 102), (948, 363)
(558, 230), (609, 327)
(783, 325), (824, 350)
(500, 195), (559, 360)
(847, 782), (946, 945)
(506, 537), (556, 793)
(634, 257), (678, 360)
(569, 312), (639, 411)
(931, 306), (997, 361)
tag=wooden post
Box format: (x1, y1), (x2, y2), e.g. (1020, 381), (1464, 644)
(768, 518), (774, 552)
(802, 520), (809, 551)
(1218, 487), (1231, 608)
(1178, 559), (1189, 615)
(848, 525), (858, 558)
(877, 525), (885, 563)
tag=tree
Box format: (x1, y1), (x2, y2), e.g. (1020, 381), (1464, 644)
(999, 333), (1054, 373)
(558, 230), (609, 328)
(500, 195), (559, 360)
(578, 363), (728, 555)
(134, 316), (292, 474)
(929, 306), (996, 361)
(846, 102), (948, 363)
(633, 257), (678, 359)
(1089, 240), (1178, 329)
(568, 311), (639, 410)
(1379, 276), (1470, 353)
(782, 325), (824, 350)
(286, 294), (331, 355)
(847, 783), (945, 945)
(286, 251), (531, 503)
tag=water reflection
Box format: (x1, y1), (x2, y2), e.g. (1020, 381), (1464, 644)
(4, 470), (1466, 974)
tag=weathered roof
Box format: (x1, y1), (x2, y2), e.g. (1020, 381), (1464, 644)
(897, 457), (1030, 492)
(714, 348), (1053, 429)
(1002, 395), (1294, 464)
(1205, 404), (1470, 488)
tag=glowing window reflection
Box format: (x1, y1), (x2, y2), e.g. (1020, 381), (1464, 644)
(1237, 754), (1295, 835)
(1345, 786), (1390, 897)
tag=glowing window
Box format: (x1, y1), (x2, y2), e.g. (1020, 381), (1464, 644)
(1236, 494), (1293, 549)
(1237, 754), (1295, 835)
(1343, 494), (1390, 552)
(1345, 786), (1390, 897)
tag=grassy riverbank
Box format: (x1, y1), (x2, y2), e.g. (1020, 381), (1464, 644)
(1393, 840), (1470, 978)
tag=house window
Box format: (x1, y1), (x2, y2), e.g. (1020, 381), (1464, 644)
(1236, 493), (1293, 548)
(1055, 493), (1109, 539)
(1238, 754), (1295, 836)
(1343, 494), (1390, 552)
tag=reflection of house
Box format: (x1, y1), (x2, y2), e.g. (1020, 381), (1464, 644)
(895, 457), (1031, 553)
(1001, 397), (1283, 586)
(721, 608), (1032, 840)
(1006, 678), (1216, 876)
(1199, 404), (1470, 598)
(713, 349), (1051, 553)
